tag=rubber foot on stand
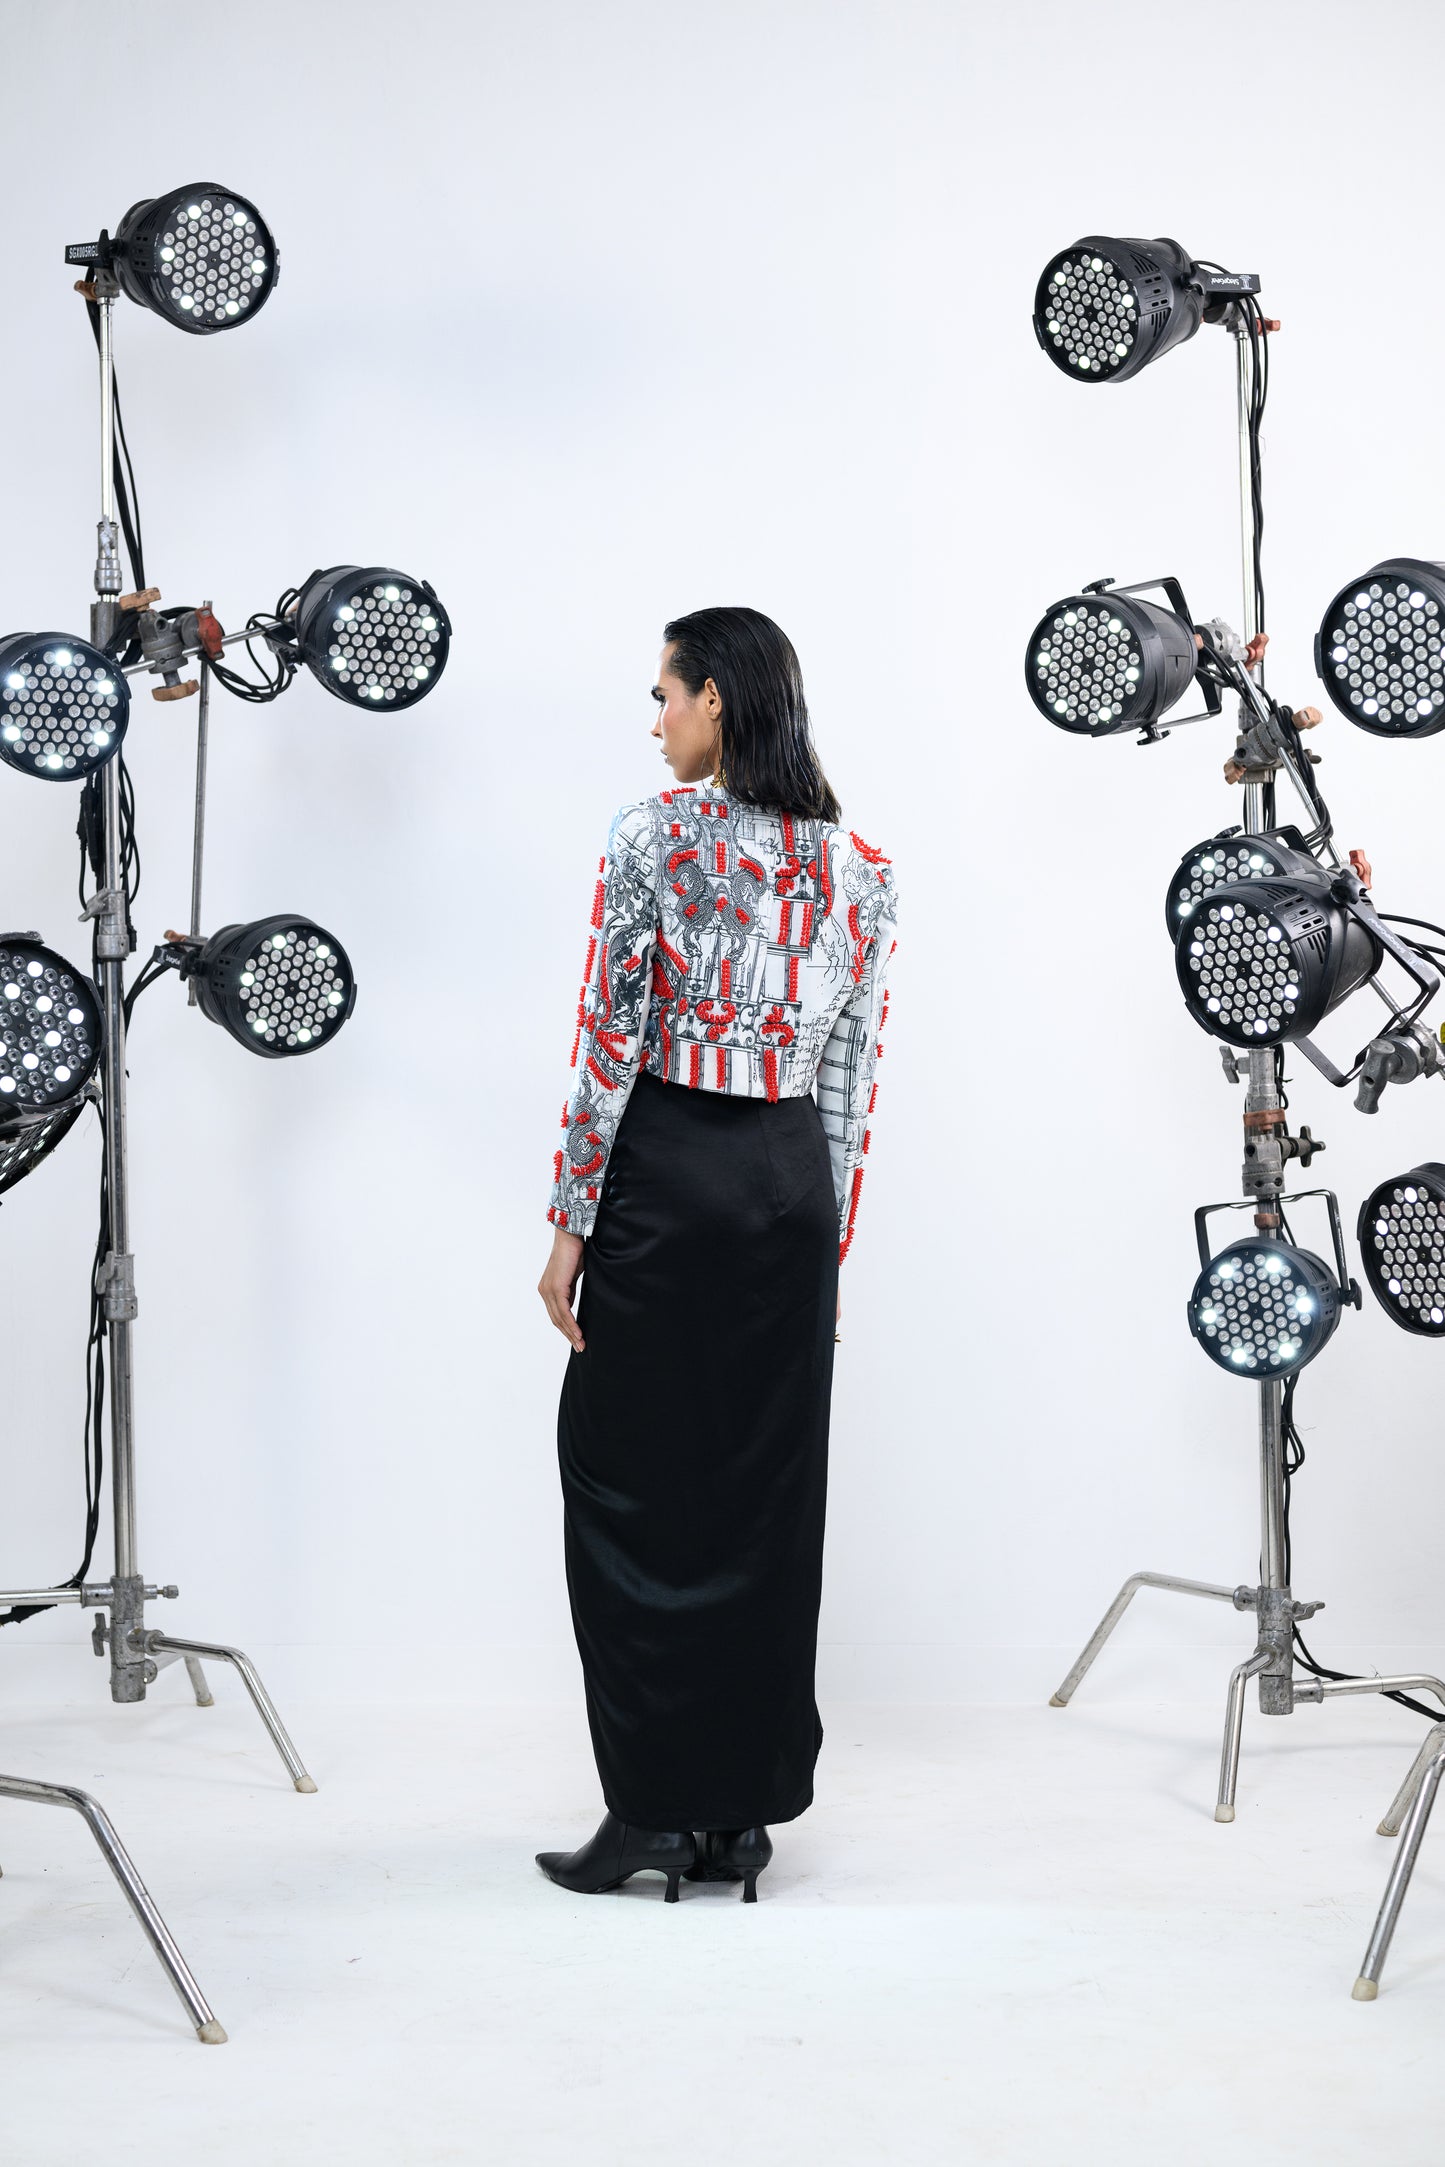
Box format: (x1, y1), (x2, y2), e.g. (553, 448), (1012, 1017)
(294, 1776), (318, 1795)
(1377, 1821), (1398, 1838)
(1351, 1978), (1379, 2002)
(1214, 1803), (1236, 1823)
(197, 2020), (229, 2044)
(1048, 1695), (1068, 1708)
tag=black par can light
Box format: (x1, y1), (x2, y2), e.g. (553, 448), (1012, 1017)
(186, 918), (356, 1058)
(1033, 237), (1260, 384)
(287, 568), (451, 711)
(0, 635), (128, 780)
(0, 934), (102, 1115)
(1174, 872), (1381, 1047)
(111, 185), (279, 334)
(1163, 828), (1316, 941)
(1188, 1238), (1343, 1379)
(1025, 579), (1207, 738)
(1358, 1166), (1445, 1336)
(0, 933), (101, 1199)
(1314, 561), (1445, 738)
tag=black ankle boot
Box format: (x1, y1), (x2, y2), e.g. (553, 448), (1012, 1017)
(683, 1826), (773, 1901)
(536, 1812), (697, 1902)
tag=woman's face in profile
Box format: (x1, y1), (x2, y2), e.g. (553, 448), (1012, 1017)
(651, 644), (721, 784)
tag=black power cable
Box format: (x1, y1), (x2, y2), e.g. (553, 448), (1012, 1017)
(208, 588), (300, 705)
(1280, 1376), (1444, 1725)
(1240, 297), (1268, 667)
(83, 294), (145, 591)
(0, 1106), (108, 1627)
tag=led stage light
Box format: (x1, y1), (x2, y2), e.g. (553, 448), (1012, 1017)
(287, 567), (451, 710)
(0, 935), (102, 1113)
(1175, 873), (1381, 1048)
(185, 918), (355, 1058)
(0, 934), (101, 1200)
(1188, 1238), (1342, 1378)
(1033, 237), (1258, 384)
(1163, 828), (1315, 940)
(1314, 561), (1445, 739)
(0, 636), (128, 780)
(1025, 578), (1213, 739)
(1358, 1166), (1445, 1336)
(110, 185), (279, 335)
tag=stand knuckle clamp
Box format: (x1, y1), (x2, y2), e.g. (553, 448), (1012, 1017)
(98, 1250), (138, 1321)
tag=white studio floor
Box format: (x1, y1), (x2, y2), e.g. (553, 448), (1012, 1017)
(1, 1695), (1442, 2165)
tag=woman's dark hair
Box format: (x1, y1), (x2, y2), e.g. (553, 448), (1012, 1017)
(662, 606), (840, 824)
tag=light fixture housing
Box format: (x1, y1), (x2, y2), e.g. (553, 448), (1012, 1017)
(111, 184), (279, 334)
(1314, 560), (1445, 738)
(289, 567), (451, 710)
(1358, 1165), (1445, 1336)
(1163, 827), (1315, 941)
(186, 917), (356, 1058)
(0, 934), (102, 1120)
(1033, 238), (1211, 383)
(1174, 871), (1381, 1047)
(0, 635), (128, 780)
(1025, 578), (1209, 739)
(1188, 1237), (1342, 1378)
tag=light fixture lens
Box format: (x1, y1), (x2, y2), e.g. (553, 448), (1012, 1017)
(1316, 560), (1445, 738)
(0, 935), (101, 1122)
(293, 566), (451, 712)
(1358, 1164), (1445, 1335)
(1188, 1239), (1341, 1377)
(0, 632), (130, 782)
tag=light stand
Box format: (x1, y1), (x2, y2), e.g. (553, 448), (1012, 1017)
(1047, 312), (1445, 1816)
(0, 277), (316, 1785)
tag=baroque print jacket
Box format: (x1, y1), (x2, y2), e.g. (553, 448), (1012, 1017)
(547, 786), (898, 1261)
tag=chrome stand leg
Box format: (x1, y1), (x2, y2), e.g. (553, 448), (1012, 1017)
(0, 1774), (225, 2043)
(1377, 1721), (1445, 1839)
(1049, 1571), (1240, 1707)
(1353, 1743), (1445, 2001)
(183, 1656), (214, 1708)
(144, 1634), (317, 1793)
(1216, 1651), (1274, 1823)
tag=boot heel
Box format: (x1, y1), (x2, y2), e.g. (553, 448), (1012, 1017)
(741, 1868), (761, 1903)
(665, 1868), (684, 1903)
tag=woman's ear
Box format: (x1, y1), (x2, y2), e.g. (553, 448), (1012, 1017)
(704, 676), (723, 721)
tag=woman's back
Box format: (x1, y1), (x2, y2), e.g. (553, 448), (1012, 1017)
(548, 784), (898, 1260)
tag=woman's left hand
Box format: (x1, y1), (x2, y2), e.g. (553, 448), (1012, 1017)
(539, 1229), (587, 1352)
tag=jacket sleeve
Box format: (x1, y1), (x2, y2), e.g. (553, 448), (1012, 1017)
(547, 804), (658, 1237)
(816, 861), (898, 1264)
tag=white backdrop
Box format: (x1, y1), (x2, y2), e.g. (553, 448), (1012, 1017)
(2, 0), (1444, 1711)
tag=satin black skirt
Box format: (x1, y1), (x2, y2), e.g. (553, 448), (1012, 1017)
(557, 1070), (839, 1831)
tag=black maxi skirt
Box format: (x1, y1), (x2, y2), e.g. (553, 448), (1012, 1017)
(558, 1070), (839, 1831)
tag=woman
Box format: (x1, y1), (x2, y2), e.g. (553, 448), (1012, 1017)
(535, 606), (897, 1902)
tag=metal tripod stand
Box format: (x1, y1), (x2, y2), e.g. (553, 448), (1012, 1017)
(1049, 317), (1445, 1814)
(0, 276), (315, 1794)
(1048, 852), (1445, 1816)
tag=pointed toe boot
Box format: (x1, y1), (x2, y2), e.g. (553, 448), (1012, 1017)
(683, 1826), (773, 1900)
(536, 1811), (697, 1902)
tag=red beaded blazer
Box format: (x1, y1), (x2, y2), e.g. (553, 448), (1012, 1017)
(547, 786), (898, 1261)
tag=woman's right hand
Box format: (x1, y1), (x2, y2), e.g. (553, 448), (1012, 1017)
(539, 1229), (587, 1353)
